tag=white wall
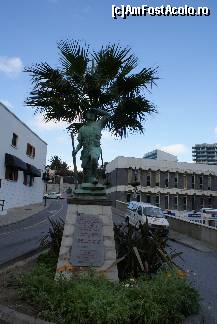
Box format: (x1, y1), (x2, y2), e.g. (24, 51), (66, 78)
(106, 156), (217, 175)
(0, 103), (47, 209)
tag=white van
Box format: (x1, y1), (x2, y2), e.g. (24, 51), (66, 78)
(127, 201), (169, 236)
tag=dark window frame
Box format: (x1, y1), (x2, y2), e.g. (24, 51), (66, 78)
(146, 194), (151, 204)
(26, 143), (36, 158)
(5, 166), (18, 181)
(155, 195), (160, 207)
(12, 133), (18, 147)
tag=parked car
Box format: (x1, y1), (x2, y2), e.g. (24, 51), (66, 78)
(43, 192), (63, 199)
(127, 201), (169, 236)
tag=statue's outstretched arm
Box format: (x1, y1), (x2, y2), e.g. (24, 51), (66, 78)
(95, 108), (110, 128)
(96, 108), (110, 118)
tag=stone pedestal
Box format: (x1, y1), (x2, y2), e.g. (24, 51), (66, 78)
(56, 197), (118, 281)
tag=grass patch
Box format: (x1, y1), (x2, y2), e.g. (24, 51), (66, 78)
(17, 253), (200, 324)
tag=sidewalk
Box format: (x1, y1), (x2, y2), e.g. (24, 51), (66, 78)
(169, 230), (216, 252)
(0, 201), (51, 227)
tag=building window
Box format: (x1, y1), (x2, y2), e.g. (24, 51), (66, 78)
(175, 173), (178, 188)
(184, 174), (187, 189)
(128, 168), (133, 184)
(147, 172), (151, 186)
(191, 174), (195, 189)
(135, 168), (141, 184)
(23, 173), (34, 186)
(165, 195), (169, 209)
(208, 176), (211, 190)
(155, 171), (160, 186)
(127, 192), (131, 202)
(136, 193), (141, 202)
(5, 166), (18, 181)
(174, 195), (178, 210)
(12, 133), (18, 147)
(200, 197), (204, 209)
(192, 195), (196, 210)
(26, 143), (35, 158)
(183, 196), (187, 210)
(155, 194), (160, 207)
(165, 178), (168, 188)
(199, 175), (203, 190)
(146, 194), (151, 204)
(208, 196), (212, 208)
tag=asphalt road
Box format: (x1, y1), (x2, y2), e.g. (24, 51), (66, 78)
(172, 240), (217, 323)
(0, 199), (67, 266)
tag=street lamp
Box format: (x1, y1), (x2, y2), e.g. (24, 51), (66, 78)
(42, 166), (50, 192)
(42, 165), (50, 206)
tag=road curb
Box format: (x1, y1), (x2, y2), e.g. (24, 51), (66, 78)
(0, 201), (53, 229)
(169, 237), (201, 251)
(0, 304), (54, 324)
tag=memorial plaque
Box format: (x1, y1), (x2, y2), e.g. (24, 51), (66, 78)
(70, 213), (104, 266)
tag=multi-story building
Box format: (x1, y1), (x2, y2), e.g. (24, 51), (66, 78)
(192, 143), (217, 165)
(0, 102), (47, 214)
(106, 156), (217, 211)
(143, 149), (177, 162)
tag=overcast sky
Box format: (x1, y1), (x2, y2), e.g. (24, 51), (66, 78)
(0, 0), (216, 169)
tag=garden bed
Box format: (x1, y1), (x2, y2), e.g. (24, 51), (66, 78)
(0, 252), (200, 324)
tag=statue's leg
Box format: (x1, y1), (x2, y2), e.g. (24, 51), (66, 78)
(81, 155), (91, 183)
(90, 157), (98, 184)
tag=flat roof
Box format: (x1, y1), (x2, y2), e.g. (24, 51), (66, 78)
(0, 102), (47, 145)
(106, 156), (217, 175)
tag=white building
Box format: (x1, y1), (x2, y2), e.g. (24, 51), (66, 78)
(0, 102), (47, 214)
(106, 156), (217, 211)
(143, 149), (178, 162)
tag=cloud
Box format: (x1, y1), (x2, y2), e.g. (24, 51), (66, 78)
(214, 127), (217, 136)
(0, 99), (13, 109)
(161, 144), (189, 155)
(0, 57), (23, 77)
(32, 114), (68, 131)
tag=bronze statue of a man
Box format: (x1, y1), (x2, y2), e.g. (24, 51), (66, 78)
(73, 108), (110, 185)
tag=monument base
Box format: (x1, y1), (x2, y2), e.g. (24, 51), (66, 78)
(56, 198), (118, 282)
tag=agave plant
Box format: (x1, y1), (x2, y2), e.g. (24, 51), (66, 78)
(114, 220), (182, 280)
(25, 39), (158, 138)
(41, 217), (64, 257)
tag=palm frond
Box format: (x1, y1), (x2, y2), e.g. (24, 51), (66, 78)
(92, 44), (138, 87)
(57, 39), (89, 82)
(25, 39), (159, 137)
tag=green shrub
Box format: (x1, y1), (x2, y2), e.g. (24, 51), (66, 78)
(18, 254), (200, 324)
(40, 217), (64, 257)
(114, 221), (181, 280)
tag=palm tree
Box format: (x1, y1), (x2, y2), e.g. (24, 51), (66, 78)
(25, 39), (158, 138)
